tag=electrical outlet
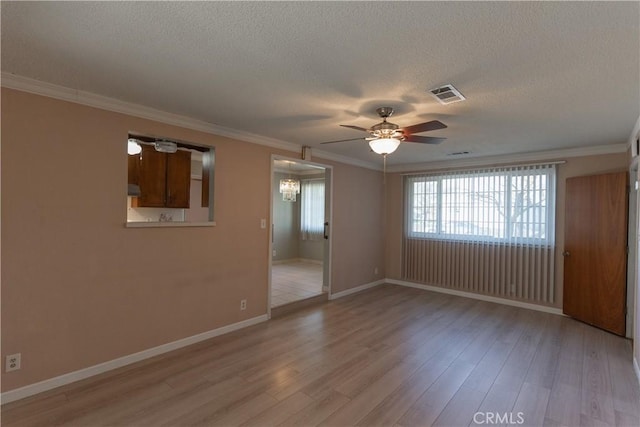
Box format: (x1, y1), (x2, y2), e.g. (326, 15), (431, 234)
(6, 353), (21, 372)
(374, 267), (379, 275)
(273, 249), (277, 257)
(260, 219), (266, 229)
(240, 299), (247, 310)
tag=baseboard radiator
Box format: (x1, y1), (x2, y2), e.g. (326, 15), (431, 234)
(402, 238), (555, 304)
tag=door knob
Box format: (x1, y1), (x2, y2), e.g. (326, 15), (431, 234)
(563, 251), (570, 257)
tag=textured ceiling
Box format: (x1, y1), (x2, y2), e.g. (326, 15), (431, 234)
(2, 1), (639, 166)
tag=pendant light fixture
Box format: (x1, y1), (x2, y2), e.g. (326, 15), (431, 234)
(279, 162), (300, 202)
(279, 178), (300, 202)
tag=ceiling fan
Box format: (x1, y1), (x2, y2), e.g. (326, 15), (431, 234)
(321, 107), (447, 156)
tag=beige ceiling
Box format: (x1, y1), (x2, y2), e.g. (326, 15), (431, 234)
(2, 1), (639, 167)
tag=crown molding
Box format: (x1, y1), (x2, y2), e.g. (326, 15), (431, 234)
(1, 73), (381, 171)
(386, 143), (629, 173)
(4, 73), (625, 174)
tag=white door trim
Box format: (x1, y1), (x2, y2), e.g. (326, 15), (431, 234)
(269, 155), (333, 318)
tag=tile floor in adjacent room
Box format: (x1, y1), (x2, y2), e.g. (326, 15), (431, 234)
(271, 260), (323, 307)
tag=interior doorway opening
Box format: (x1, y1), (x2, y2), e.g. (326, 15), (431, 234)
(270, 157), (331, 310)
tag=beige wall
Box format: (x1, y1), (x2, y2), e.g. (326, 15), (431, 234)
(329, 164), (385, 292)
(385, 152), (629, 308)
(0, 88), (385, 392)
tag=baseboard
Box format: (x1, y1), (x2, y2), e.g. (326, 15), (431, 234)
(0, 314), (268, 405)
(386, 279), (564, 316)
(634, 357), (640, 389)
(329, 279), (385, 300)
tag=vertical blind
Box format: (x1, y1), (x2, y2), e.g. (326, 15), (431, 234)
(403, 164), (557, 303)
(300, 179), (325, 240)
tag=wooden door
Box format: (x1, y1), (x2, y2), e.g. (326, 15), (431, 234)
(563, 171), (628, 335)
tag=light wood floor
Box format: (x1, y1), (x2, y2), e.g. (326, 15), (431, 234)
(2, 285), (639, 426)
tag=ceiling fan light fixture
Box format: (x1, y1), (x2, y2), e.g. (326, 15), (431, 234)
(320, 106), (447, 153)
(369, 138), (401, 155)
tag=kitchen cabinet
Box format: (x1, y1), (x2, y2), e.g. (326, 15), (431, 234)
(129, 145), (191, 208)
(165, 149), (191, 208)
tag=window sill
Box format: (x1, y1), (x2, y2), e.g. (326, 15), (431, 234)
(125, 221), (216, 228)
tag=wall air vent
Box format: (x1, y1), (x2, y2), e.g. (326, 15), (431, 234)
(429, 84), (466, 105)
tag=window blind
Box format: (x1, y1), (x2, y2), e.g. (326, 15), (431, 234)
(403, 164), (557, 303)
(300, 179), (325, 240)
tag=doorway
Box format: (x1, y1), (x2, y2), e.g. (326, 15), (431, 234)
(269, 156), (331, 312)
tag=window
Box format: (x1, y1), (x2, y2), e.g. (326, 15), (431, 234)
(300, 179), (325, 240)
(406, 164), (556, 244)
(127, 133), (215, 225)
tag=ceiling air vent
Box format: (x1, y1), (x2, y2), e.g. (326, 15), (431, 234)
(429, 84), (466, 105)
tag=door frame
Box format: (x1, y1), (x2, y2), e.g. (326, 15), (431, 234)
(629, 163), (638, 339)
(268, 154), (333, 319)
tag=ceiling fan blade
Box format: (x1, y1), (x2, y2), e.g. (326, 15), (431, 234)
(320, 137), (364, 145)
(402, 120), (447, 134)
(340, 125), (369, 132)
(404, 135), (447, 145)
